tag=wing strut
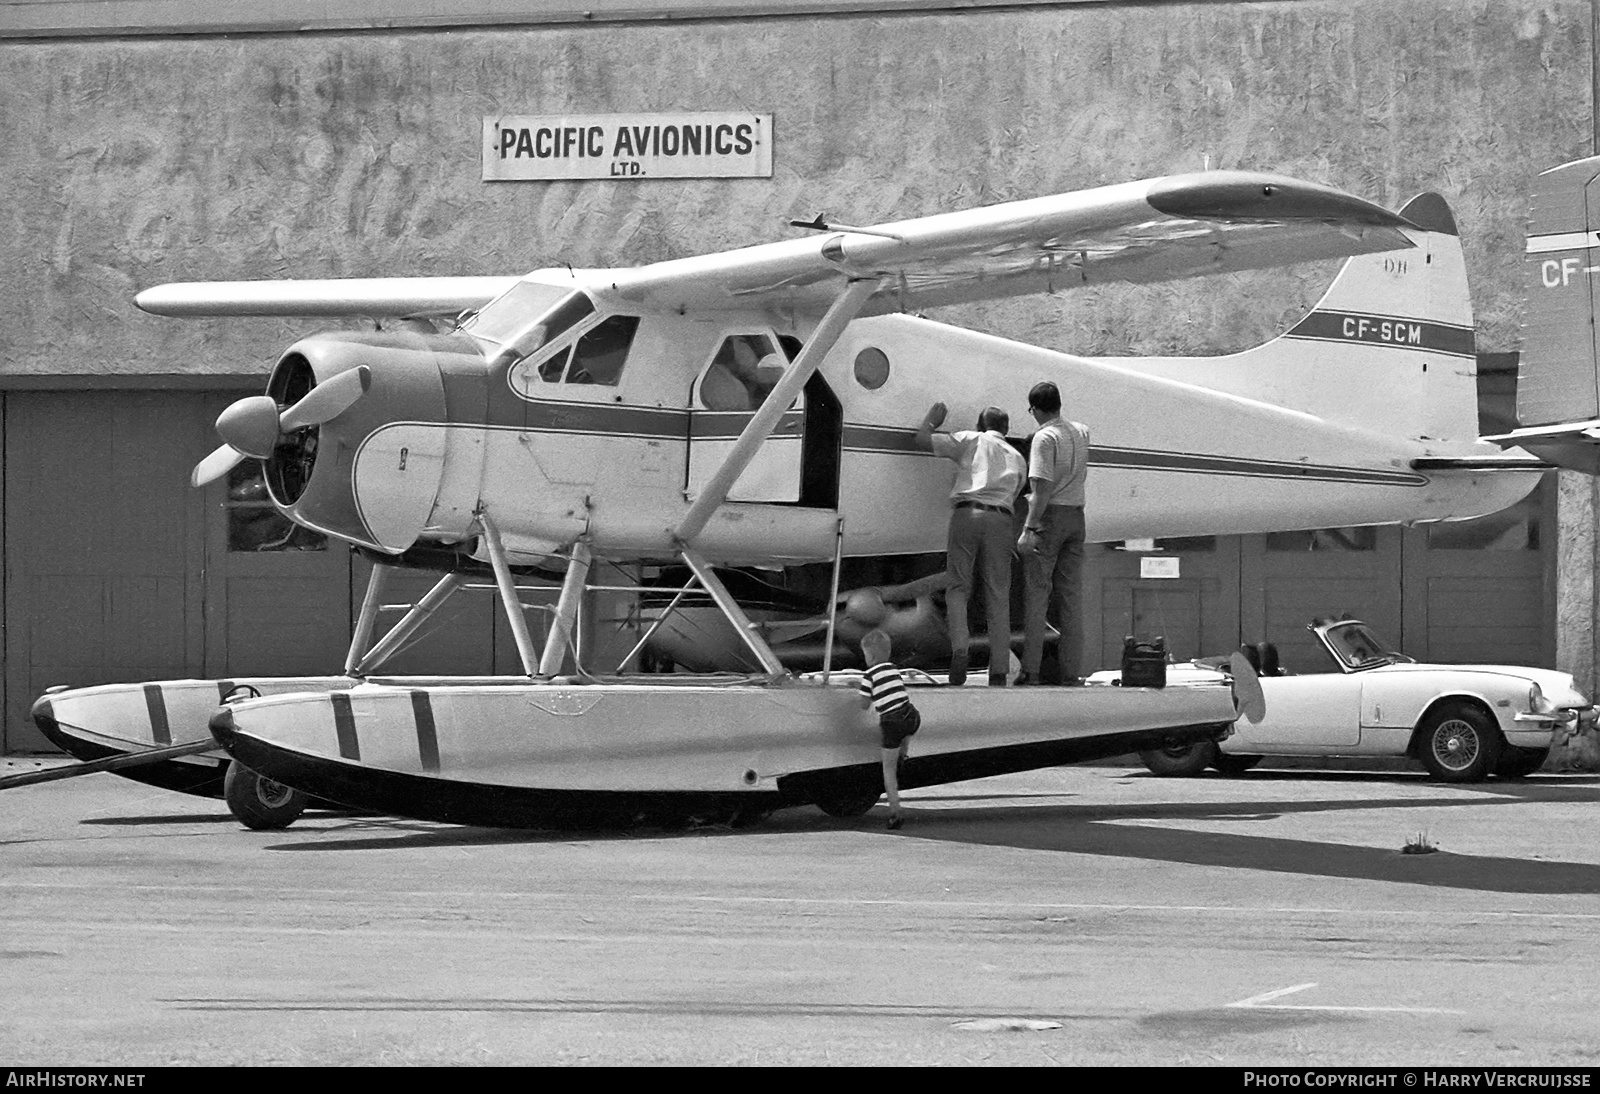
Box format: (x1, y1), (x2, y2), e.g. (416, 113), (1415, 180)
(674, 277), (879, 546)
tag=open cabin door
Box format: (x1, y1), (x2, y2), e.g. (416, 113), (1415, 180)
(686, 332), (806, 503)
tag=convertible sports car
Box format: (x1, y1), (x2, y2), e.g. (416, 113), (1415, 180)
(1093, 618), (1594, 782)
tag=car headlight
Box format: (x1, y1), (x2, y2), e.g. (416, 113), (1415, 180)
(1528, 682), (1553, 714)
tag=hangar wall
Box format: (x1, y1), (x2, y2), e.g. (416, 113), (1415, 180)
(2, 0), (1597, 755)
(2, 0), (1590, 383)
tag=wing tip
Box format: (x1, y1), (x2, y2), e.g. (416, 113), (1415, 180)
(1146, 172), (1408, 229)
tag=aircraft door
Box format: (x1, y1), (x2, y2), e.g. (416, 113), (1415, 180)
(686, 332), (805, 503)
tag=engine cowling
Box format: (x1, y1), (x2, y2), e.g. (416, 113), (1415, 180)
(260, 331), (456, 553)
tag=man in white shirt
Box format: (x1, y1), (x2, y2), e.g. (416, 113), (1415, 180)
(1016, 381), (1089, 685)
(916, 402), (1026, 686)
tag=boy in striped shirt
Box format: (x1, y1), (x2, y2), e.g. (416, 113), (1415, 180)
(857, 629), (921, 830)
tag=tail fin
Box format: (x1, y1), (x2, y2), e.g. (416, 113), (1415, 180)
(1114, 193), (1481, 444)
(1489, 156), (1600, 474)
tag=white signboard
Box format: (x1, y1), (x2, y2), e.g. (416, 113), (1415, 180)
(484, 112), (772, 181)
(1139, 556), (1181, 579)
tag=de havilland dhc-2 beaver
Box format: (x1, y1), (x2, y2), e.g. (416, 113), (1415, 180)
(30, 164), (1581, 830)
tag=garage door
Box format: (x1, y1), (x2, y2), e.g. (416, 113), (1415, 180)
(3, 390), (355, 752)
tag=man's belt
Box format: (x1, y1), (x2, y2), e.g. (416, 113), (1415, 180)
(953, 500), (1012, 515)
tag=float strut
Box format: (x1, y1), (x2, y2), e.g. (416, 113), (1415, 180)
(616, 581), (695, 674)
(681, 548), (786, 676)
(345, 562), (392, 675)
(352, 571), (469, 676)
(478, 512), (545, 677)
(538, 541), (593, 678)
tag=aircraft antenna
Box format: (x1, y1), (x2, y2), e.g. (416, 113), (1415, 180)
(788, 215), (905, 242)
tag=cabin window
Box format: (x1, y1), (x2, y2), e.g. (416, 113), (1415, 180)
(699, 334), (787, 410)
(854, 347), (890, 390)
(225, 463), (326, 552)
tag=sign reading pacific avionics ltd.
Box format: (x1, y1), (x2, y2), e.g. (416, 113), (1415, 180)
(483, 113), (772, 181)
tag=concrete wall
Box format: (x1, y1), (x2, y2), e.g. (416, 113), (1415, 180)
(1, 0), (1589, 385)
(0, 1), (1103, 40)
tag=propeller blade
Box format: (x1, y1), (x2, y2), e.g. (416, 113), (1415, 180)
(213, 395), (282, 460)
(279, 366), (371, 432)
(191, 444), (247, 488)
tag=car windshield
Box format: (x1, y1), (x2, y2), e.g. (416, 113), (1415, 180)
(1321, 621), (1403, 670)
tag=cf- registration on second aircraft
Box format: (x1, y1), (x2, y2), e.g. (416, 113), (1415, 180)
(35, 170), (1544, 829)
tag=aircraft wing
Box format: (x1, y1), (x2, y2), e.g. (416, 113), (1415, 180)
(135, 171), (1410, 319)
(603, 170), (1415, 315)
(135, 276), (522, 318)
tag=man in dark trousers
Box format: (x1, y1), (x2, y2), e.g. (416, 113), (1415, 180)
(916, 401), (1026, 686)
(1017, 381), (1089, 685)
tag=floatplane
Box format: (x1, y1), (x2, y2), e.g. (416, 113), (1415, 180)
(30, 169), (1552, 830)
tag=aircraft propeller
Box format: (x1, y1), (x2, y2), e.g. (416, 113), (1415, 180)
(191, 365), (372, 487)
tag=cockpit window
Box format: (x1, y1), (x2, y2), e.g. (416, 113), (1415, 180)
(505, 310), (642, 396)
(564, 315), (640, 385)
(535, 314), (640, 385)
(463, 281), (573, 345)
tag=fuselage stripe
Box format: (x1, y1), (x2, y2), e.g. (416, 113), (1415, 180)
(142, 684), (171, 747)
(1284, 309), (1475, 356)
(331, 692), (361, 761)
(837, 426), (1426, 487)
(406, 409), (1427, 489)
(411, 689), (441, 774)
(1090, 446), (1428, 486)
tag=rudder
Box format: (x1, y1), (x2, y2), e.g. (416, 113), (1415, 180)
(1482, 157), (1600, 474)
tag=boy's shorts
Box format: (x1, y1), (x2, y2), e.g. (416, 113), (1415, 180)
(878, 703), (921, 750)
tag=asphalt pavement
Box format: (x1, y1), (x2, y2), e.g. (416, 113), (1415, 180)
(3, 758), (1599, 1066)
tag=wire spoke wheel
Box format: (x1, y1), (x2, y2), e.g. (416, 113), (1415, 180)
(1418, 703), (1501, 782)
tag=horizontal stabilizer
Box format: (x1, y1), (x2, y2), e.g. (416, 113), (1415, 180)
(1483, 420), (1600, 475)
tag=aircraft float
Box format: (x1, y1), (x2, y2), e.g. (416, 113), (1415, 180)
(27, 167), (1562, 830)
